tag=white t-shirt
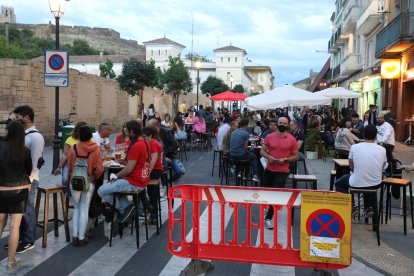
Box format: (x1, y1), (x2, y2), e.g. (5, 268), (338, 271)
(216, 123), (230, 150)
(376, 122), (395, 145)
(25, 126), (45, 182)
(92, 132), (110, 152)
(349, 142), (387, 188)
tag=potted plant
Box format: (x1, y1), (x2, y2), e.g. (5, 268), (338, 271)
(305, 128), (321, 160)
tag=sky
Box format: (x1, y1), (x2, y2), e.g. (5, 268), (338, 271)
(3, 0), (333, 86)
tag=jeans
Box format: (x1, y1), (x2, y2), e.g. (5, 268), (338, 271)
(70, 183), (94, 240)
(97, 179), (143, 214)
(263, 170), (289, 220)
(232, 151), (258, 176)
(21, 180), (38, 244)
(335, 174), (351, 193)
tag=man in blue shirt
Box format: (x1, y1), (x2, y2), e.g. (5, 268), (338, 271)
(230, 118), (260, 182)
(350, 113), (364, 139)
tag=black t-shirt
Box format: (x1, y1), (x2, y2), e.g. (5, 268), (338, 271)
(293, 130), (305, 153)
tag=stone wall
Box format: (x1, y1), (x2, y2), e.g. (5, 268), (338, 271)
(0, 58), (211, 143)
(11, 23), (145, 55)
(0, 58), (132, 143)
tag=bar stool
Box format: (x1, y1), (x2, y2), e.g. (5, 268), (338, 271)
(232, 159), (252, 186)
(35, 185), (70, 248)
(292, 174), (317, 190)
(293, 158), (308, 174)
(148, 179), (162, 235)
(382, 177), (413, 235)
(330, 170), (337, 191)
(177, 139), (188, 162)
(349, 186), (381, 246)
(212, 149), (223, 177)
(221, 155), (232, 185)
(109, 190), (149, 249)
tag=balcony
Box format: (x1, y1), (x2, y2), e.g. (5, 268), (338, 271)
(339, 54), (362, 78)
(328, 28), (342, 53)
(375, 12), (414, 58)
(342, 0), (360, 35)
(332, 64), (340, 80)
(356, 0), (382, 35)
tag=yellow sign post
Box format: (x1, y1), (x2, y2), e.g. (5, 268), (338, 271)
(300, 191), (352, 265)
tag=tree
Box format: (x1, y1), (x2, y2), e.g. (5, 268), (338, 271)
(200, 76), (229, 97)
(116, 58), (157, 117)
(232, 84), (245, 93)
(70, 39), (99, 55)
(99, 59), (116, 79)
(158, 56), (192, 113)
(0, 36), (25, 59)
(185, 52), (211, 62)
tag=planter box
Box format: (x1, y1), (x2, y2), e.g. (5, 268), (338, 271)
(306, 151), (318, 160)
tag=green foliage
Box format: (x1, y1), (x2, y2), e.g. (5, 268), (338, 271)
(305, 128), (322, 152)
(232, 84), (245, 93)
(158, 56), (192, 113)
(0, 36), (25, 59)
(99, 59), (116, 79)
(69, 39), (99, 55)
(0, 26), (100, 59)
(200, 76), (229, 97)
(116, 58), (157, 96)
(185, 52), (211, 62)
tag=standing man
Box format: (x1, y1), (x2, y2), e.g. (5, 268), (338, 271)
(179, 100), (187, 114)
(377, 111), (395, 166)
(367, 104), (377, 125)
(260, 116), (298, 229)
(12, 105), (45, 253)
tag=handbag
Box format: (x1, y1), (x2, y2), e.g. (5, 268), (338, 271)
(174, 123), (187, 140)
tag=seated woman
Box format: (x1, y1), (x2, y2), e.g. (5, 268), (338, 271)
(161, 113), (173, 129)
(115, 122), (130, 150)
(334, 118), (359, 158)
(192, 112), (206, 134)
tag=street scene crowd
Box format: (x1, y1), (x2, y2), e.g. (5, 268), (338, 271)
(0, 100), (408, 272)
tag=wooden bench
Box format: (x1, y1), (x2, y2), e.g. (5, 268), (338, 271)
(292, 174), (317, 190)
(382, 177), (413, 235)
(35, 185), (70, 248)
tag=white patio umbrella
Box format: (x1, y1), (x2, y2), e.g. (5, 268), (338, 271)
(315, 87), (362, 99)
(246, 85), (331, 110)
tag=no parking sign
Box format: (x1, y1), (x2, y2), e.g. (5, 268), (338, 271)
(44, 50), (69, 87)
(300, 191), (352, 265)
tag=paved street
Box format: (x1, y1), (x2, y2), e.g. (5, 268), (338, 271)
(0, 136), (413, 275)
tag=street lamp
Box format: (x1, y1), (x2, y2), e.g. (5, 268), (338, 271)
(195, 60), (201, 110)
(48, 0), (67, 173)
(229, 75), (234, 90)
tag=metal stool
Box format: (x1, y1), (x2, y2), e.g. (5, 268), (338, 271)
(292, 174), (317, 190)
(330, 170), (336, 191)
(35, 185), (70, 248)
(177, 139), (188, 162)
(212, 149), (223, 177)
(232, 159), (253, 186)
(293, 158), (308, 174)
(109, 190), (149, 249)
(382, 177), (413, 235)
(148, 179), (162, 235)
(221, 155), (232, 185)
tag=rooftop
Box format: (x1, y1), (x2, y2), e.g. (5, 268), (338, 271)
(143, 36), (185, 49)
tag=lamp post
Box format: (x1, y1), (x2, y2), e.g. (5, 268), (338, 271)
(48, 0), (67, 173)
(229, 75), (234, 90)
(195, 60), (201, 110)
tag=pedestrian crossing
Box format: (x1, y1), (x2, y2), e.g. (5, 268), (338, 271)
(0, 196), (384, 275)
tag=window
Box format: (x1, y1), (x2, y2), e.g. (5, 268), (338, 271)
(158, 50), (161, 56)
(165, 50), (168, 56)
(228, 57), (230, 62)
(221, 57), (223, 62)
(235, 57), (238, 63)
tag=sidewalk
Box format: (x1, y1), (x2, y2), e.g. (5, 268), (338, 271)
(306, 142), (414, 276)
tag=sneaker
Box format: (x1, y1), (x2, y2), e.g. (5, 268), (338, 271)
(265, 219), (273, 230)
(160, 186), (167, 198)
(77, 238), (90, 247)
(364, 207), (375, 218)
(6, 258), (22, 270)
(71, 237), (79, 246)
(252, 175), (260, 182)
(119, 204), (136, 224)
(16, 242), (34, 254)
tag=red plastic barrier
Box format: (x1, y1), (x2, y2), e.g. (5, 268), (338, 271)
(168, 184), (350, 270)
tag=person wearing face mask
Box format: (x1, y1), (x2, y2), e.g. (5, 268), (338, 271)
(260, 116), (299, 230)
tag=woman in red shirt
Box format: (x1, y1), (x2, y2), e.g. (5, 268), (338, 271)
(142, 126), (164, 224)
(115, 122), (130, 150)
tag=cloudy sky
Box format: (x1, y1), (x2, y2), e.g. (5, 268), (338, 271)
(4, 0), (333, 86)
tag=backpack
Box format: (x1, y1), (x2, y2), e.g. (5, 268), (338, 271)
(174, 123), (187, 140)
(25, 130), (45, 169)
(71, 144), (91, 191)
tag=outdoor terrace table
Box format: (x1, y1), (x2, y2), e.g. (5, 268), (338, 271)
(332, 158), (350, 179)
